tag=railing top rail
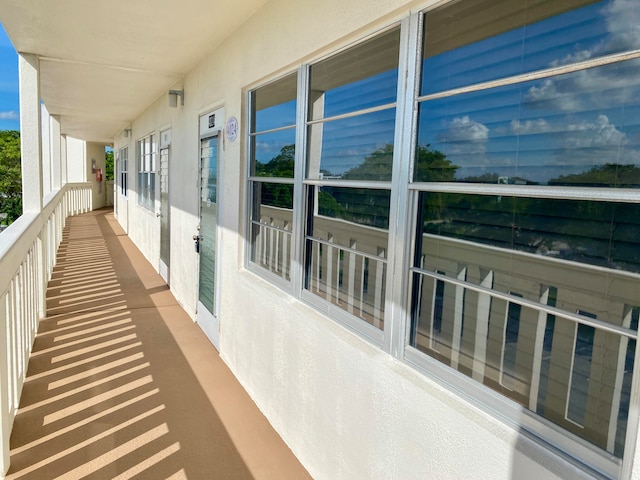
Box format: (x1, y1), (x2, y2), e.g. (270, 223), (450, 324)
(412, 266), (638, 340)
(0, 183), (91, 297)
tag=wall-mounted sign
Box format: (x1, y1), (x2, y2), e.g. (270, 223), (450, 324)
(200, 108), (224, 137)
(225, 116), (238, 142)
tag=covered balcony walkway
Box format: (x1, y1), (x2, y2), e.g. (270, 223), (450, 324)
(4, 209), (311, 480)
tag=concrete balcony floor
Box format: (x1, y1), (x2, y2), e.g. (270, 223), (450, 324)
(6, 210), (311, 480)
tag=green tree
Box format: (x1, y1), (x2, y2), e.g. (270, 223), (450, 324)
(319, 144), (458, 228)
(414, 144), (458, 182)
(342, 143), (394, 181)
(105, 149), (114, 181)
(0, 130), (22, 225)
(255, 144), (295, 178)
(255, 144), (295, 209)
(548, 163), (640, 187)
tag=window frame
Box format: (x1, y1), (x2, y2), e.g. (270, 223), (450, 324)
(118, 146), (128, 197)
(246, 71), (301, 291)
(243, 4), (640, 477)
(136, 133), (156, 211)
(405, 3), (640, 477)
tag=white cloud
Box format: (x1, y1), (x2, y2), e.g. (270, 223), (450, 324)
(550, 0), (640, 68)
(553, 114), (640, 166)
(446, 116), (489, 141)
(527, 0), (640, 111)
(564, 114), (627, 149)
(550, 49), (594, 68)
(0, 111), (18, 120)
(510, 119), (551, 135)
(602, 0), (640, 52)
(439, 116), (489, 155)
(525, 78), (583, 111)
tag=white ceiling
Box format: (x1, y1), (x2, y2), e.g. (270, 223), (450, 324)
(0, 0), (267, 143)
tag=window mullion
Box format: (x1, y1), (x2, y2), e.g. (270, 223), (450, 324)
(384, 12), (422, 357)
(290, 65), (310, 298)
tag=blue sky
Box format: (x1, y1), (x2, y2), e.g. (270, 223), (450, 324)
(0, 21), (19, 131)
(253, 0), (640, 185)
(416, 0), (640, 184)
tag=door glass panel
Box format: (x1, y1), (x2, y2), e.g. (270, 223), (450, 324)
(199, 136), (218, 314)
(160, 147), (170, 266)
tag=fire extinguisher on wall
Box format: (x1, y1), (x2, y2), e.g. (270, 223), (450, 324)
(96, 168), (103, 182)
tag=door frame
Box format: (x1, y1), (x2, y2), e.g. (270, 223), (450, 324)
(158, 128), (172, 284)
(196, 107), (224, 351)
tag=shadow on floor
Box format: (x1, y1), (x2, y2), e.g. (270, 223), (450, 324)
(7, 209), (311, 480)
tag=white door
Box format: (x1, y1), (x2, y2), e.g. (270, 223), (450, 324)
(159, 129), (171, 283)
(196, 109), (223, 350)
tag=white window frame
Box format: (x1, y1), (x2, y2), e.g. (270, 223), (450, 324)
(136, 133), (156, 211)
(246, 72), (299, 290)
(244, 4), (640, 478)
(118, 146), (128, 197)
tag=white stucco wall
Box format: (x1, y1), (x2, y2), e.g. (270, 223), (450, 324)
(65, 137), (86, 183)
(113, 0), (605, 478)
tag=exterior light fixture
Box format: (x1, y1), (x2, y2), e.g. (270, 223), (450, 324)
(168, 89), (184, 107)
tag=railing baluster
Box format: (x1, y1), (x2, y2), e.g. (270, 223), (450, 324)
(0, 292), (9, 475)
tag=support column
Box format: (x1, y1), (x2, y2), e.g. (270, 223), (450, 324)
(18, 53), (43, 213)
(41, 104), (51, 196)
(60, 135), (68, 185)
(18, 54), (46, 322)
(50, 115), (62, 191)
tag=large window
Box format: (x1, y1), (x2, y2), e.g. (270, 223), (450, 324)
(137, 134), (155, 210)
(409, 0), (640, 474)
(246, 1), (640, 475)
(303, 27), (400, 333)
(248, 73), (297, 282)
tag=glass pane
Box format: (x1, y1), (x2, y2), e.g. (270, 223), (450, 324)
(317, 186), (390, 230)
(421, 193), (640, 273)
(421, 0), (640, 95)
(251, 129), (296, 178)
(305, 186), (389, 328)
(199, 137), (218, 314)
(252, 73), (297, 132)
(411, 191), (640, 455)
(567, 322), (595, 426)
(250, 182), (293, 280)
(307, 108), (396, 181)
(137, 172), (144, 205)
(160, 148), (170, 265)
(309, 27), (400, 119)
(416, 58), (640, 185)
(149, 174), (155, 208)
(252, 181), (294, 214)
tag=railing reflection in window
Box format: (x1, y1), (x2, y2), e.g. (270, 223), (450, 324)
(304, 186), (389, 329)
(410, 192), (640, 457)
(248, 72), (297, 280)
(250, 183), (293, 280)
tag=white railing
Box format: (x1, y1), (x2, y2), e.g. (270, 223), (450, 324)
(0, 182), (92, 477)
(411, 233), (640, 461)
(252, 205), (388, 329)
(253, 201), (639, 462)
